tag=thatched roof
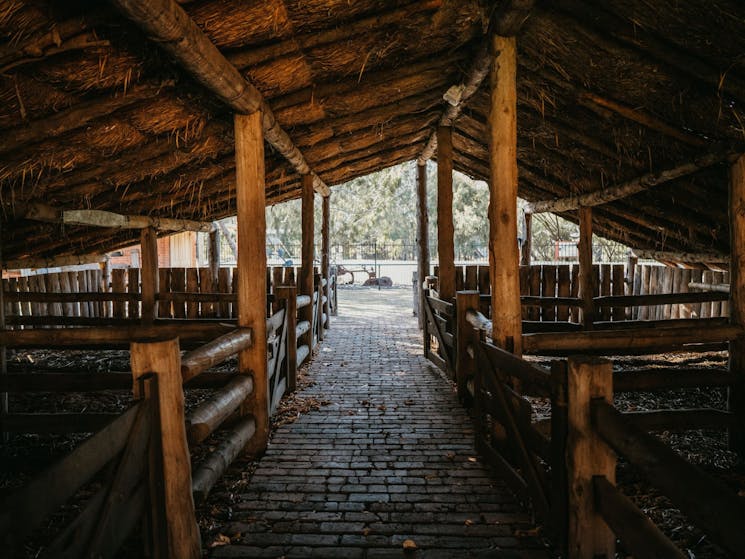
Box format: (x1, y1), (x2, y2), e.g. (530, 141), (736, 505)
(1, 0), (744, 263)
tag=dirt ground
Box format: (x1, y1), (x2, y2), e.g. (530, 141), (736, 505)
(1, 287), (744, 557)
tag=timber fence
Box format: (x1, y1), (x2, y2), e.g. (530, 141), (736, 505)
(424, 290), (745, 558)
(0, 268), (335, 553)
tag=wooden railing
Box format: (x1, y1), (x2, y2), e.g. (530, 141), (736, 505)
(453, 291), (745, 557)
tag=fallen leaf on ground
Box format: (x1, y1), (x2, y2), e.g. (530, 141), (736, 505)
(402, 539), (418, 551)
(209, 534), (231, 547)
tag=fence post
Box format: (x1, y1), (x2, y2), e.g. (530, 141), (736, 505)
(455, 290), (480, 403)
(315, 273), (324, 343)
(275, 285), (297, 392)
(422, 288), (431, 358)
(131, 337), (201, 559)
(549, 360), (569, 556)
(566, 355), (615, 559)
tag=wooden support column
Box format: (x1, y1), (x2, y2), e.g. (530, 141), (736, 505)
(437, 126), (455, 301)
(321, 194), (331, 331)
(130, 338), (201, 559)
(578, 206), (595, 329)
(416, 162), (430, 329)
(0, 234), (6, 440)
(488, 35), (522, 355)
(521, 211), (532, 266)
(566, 356), (615, 558)
(209, 227), (220, 281)
(300, 174), (315, 348)
(729, 154), (745, 454)
(235, 111), (269, 454)
(141, 226), (159, 324)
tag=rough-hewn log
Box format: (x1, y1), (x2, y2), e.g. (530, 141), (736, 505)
(321, 194), (331, 330)
(437, 126), (455, 300)
(130, 338), (201, 559)
(234, 111), (269, 455)
(417, 0), (533, 163)
(62, 209), (214, 232)
(191, 416), (256, 503)
(578, 206), (595, 329)
(526, 152), (735, 214)
(140, 226), (159, 324)
(592, 476), (686, 559)
(180, 328), (252, 383)
(632, 249), (729, 264)
(299, 175), (315, 348)
(592, 399), (745, 556)
(520, 211), (532, 266)
(594, 291), (729, 308)
(416, 161), (430, 330)
(689, 281), (730, 293)
(730, 153), (745, 453)
(109, 0), (330, 196)
(488, 35), (522, 354)
(566, 356), (615, 558)
(185, 375), (253, 444)
(3, 253), (104, 270)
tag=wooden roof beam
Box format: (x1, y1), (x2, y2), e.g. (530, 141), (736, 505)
(15, 203), (215, 232)
(417, 0), (533, 164)
(110, 0), (330, 197)
(632, 250), (729, 265)
(525, 151), (737, 214)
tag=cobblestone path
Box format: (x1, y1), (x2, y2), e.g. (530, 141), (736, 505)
(211, 288), (548, 558)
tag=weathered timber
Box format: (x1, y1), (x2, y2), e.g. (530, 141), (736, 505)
(730, 153), (745, 453)
(321, 194), (331, 330)
(489, 35), (522, 354)
(3, 253), (105, 271)
(633, 250), (729, 264)
(3, 291), (139, 303)
(566, 356), (615, 558)
(592, 476), (686, 559)
(235, 111), (269, 455)
(521, 211), (532, 266)
(109, 0), (329, 196)
(180, 328), (252, 383)
(478, 338), (552, 397)
(437, 126), (456, 300)
(594, 291), (728, 307)
(186, 375), (253, 444)
(689, 281), (730, 292)
(622, 408), (735, 432)
(130, 338), (201, 559)
(523, 325), (742, 355)
(592, 399), (745, 555)
(192, 416), (256, 503)
(455, 291), (480, 401)
(416, 162), (430, 330)
(299, 175), (315, 348)
(578, 206), (595, 329)
(614, 368), (734, 392)
(140, 226), (159, 323)
(526, 152), (735, 214)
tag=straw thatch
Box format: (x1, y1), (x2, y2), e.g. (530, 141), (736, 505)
(0, 0), (744, 262)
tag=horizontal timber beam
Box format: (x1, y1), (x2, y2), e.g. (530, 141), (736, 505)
(525, 151), (737, 214)
(110, 0), (330, 197)
(632, 249), (729, 264)
(3, 252), (105, 271)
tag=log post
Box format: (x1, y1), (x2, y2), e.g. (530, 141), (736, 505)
(550, 360), (569, 555)
(437, 126), (455, 301)
(300, 175), (315, 349)
(235, 111), (269, 454)
(416, 161), (430, 329)
(578, 206), (595, 330)
(275, 285), (297, 392)
(566, 355), (615, 558)
(0, 235), (6, 442)
(729, 154), (745, 454)
(315, 273), (323, 344)
(521, 210), (532, 266)
(488, 35), (522, 355)
(141, 226), (159, 324)
(209, 226), (220, 282)
(321, 194), (331, 331)
(130, 338), (201, 559)
(455, 290), (480, 402)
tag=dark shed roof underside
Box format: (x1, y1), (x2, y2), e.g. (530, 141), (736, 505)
(1, 0), (744, 262)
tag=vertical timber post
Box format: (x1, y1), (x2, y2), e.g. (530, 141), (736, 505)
(0, 234), (6, 441)
(276, 285), (297, 392)
(729, 154), (745, 454)
(209, 226), (220, 282)
(488, 34), (522, 355)
(416, 161), (430, 330)
(566, 356), (615, 558)
(578, 206), (595, 329)
(437, 126), (455, 301)
(521, 211), (532, 266)
(300, 175), (315, 349)
(322, 194), (331, 331)
(455, 290), (480, 402)
(141, 226), (159, 324)
(131, 338), (201, 559)
(235, 111), (269, 454)
(625, 252), (638, 319)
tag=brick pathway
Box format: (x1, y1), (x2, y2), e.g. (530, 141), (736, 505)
(212, 288), (548, 558)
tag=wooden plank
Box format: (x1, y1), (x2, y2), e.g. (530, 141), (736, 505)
(130, 338), (201, 559)
(171, 268), (186, 319)
(557, 265), (571, 322)
(566, 356), (615, 558)
(235, 111), (269, 455)
(488, 35), (521, 353)
(158, 268), (172, 318)
(437, 125), (455, 300)
(465, 265), (478, 291)
(185, 268), (199, 319)
(141, 227), (159, 323)
(519, 266), (529, 320)
(592, 476), (686, 559)
(594, 291), (729, 307)
(593, 399), (745, 556)
(128, 267), (140, 319)
(541, 265), (557, 322)
(599, 264), (611, 321)
(112, 268), (126, 319)
(218, 267), (231, 319)
(0, 404), (140, 550)
(729, 153), (745, 454)
(578, 207), (595, 330)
